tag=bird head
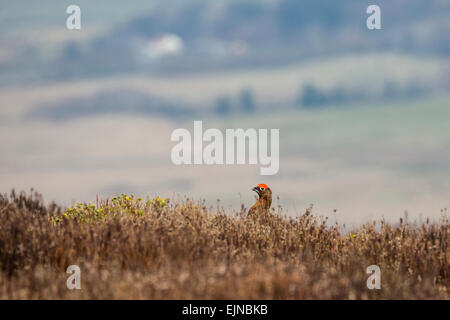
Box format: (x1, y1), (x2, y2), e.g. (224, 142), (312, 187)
(252, 183), (271, 199)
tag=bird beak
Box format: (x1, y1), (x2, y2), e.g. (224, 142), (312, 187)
(252, 186), (260, 195)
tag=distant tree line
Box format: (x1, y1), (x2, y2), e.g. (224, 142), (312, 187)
(298, 81), (428, 109)
(214, 89), (256, 116)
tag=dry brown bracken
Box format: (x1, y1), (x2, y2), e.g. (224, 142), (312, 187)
(0, 189), (448, 299)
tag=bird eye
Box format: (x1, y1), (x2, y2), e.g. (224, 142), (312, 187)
(259, 187), (265, 191)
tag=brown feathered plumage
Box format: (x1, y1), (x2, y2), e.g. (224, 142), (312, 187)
(247, 183), (272, 219)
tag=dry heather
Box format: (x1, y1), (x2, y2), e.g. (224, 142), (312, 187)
(0, 189), (448, 299)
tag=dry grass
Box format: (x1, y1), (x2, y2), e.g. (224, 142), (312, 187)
(0, 189), (448, 299)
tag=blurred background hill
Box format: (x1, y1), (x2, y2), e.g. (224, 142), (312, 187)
(2, 0), (450, 83)
(0, 0), (449, 224)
